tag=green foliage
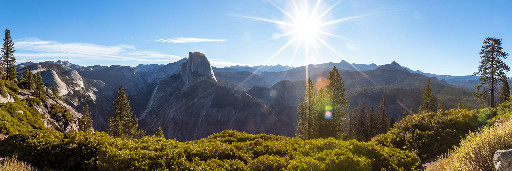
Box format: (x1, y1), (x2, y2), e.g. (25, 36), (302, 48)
(499, 79), (510, 105)
(297, 67), (350, 140)
(49, 103), (74, 124)
(78, 103), (93, 132)
(34, 72), (46, 100)
(2, 29), (17, 81)
(372, 109), (487, 160)
(18, 68), (34, 90)
(0, 80), (7, 97)
(474, 37), (510, 108)
(377, 92), (390, 134)
(155, 126), (164, 138)
(3, 79), (19, 93)
(419, 78), (437, 113)
(0, 99), (45, 134)
(107, 86), (145, 138)
(0, 130), (420, 170)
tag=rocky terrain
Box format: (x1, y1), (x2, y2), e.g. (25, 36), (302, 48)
(15, 52), (478, 140)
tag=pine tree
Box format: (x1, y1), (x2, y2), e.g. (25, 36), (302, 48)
(155, 127), (164, 138)
(368, 106), (379, 139)
(315, 86), (333, 138)
(419, 78), (436, 113)
(34, 72), (46, 100)
(79, 103), (93, 132)
(349, 104), (361, 139)
(297, 78), (315, 139)
(51, 84), (58, 97)
(20, 68), (34, 90)
(359, 103), (369, 141)
(498, 79), (510, 104)
(326, 66), (349, 139)
(378, 91), (390, 134)
(474, 37), (510, 108)
(107, 86), (145, 138)
(1, 29), (17, 81)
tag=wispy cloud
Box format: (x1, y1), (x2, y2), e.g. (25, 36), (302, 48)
(156, 37), (227, 44)
(15, 38), (183, 64)
(209, 59), (249, 68)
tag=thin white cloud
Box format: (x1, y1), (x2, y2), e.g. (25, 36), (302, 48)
(208, 58), (249, 68)
(15, 38), (183, 64)
(156, 37), (227, 44)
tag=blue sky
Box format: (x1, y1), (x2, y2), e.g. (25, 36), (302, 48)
(2, 0), (511, 76)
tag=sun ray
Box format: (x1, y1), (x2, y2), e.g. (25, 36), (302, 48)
(318, 0), (343, 19)
(318, 31), (351, 41)
(272, 31), (296, 40)
(269, 1), (297, 21)
(311, 0), (321, 16)
(319, 13), (374, 27)
(232, 15), (293, 27)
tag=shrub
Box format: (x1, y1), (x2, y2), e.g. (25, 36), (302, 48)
(372, 109), (486, 160)
(0, 130), (420, 170)
(0, 100), (45, 134)
(0, 156), (35, 171)
(426, 120), (512, 170)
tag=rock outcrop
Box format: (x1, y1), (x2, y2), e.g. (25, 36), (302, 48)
(495, 149), (512, 171)
(180, 52), (216, 83)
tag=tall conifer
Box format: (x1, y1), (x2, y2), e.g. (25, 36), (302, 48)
(474, 37), (509, 108)
(499, 79), (510, 104)
(419, 78), (436, 113)
(107, 86), (144, 138)
(1, 29), (17, 80)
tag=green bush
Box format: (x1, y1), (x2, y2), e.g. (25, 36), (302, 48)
(372, 109), (486, 160)
(0, 100), (45, 134)
(49, 103), (74, 123)
(0, 130), (420, 170)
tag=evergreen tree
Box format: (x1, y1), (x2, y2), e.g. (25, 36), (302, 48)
(78, 103), (93, 132)
(155, 127), (164, 138)
(326, 66), (349, 139)
(34, 72), (46, 100)
(315, 86), (333, 138)
(1, 29), (17, 81)
(499, 79), (510, 104)
(349, 104), (361, 139)
(107, 86), (145, 138)
(419, 78), (436, 113)
(378, 92), (390, 134)
(474, 37), (510, 108)
(368, 106), (379, 139)
(297, 78), (315, 139)
(51, 84), (58, 97)
(359, 103), (369, 141)
(19, 68), (34, 90)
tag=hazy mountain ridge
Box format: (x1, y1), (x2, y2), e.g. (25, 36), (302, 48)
(16, 54), (478, 140)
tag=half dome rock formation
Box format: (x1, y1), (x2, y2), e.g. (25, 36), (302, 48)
(180, 52), (217, 83)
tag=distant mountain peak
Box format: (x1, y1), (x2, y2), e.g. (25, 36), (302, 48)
(180, 52), (217, 82)
(376, 61), (408, 72)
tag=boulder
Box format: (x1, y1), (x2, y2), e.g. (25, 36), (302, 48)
(494, 149), (512, 171)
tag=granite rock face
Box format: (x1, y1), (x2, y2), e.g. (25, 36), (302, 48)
(180, 52), (216, 83)
(495, 149), (512, 171)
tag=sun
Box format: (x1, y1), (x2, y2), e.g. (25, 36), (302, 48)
(236, 0), (372, 78)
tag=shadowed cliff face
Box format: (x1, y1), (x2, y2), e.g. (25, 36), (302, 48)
(139, 53), (295, 141)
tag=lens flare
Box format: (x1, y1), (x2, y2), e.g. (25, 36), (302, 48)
(325, 105), (333, 119)
(325, 111), (332, 119)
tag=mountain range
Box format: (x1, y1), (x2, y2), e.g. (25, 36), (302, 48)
(17, 52), (480, 141)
